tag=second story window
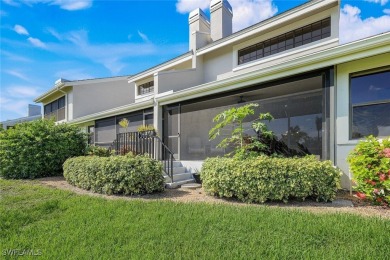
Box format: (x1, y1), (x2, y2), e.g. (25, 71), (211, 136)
(238, 17), (331, 65)
(44, 96), (66, 121)
(138, 81), (154, 95)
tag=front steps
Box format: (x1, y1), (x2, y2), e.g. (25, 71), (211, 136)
(163, 161), (195, 189)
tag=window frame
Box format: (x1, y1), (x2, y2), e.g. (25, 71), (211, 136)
(138, 81), (154, 96)
(237, 17), (331, 65)
(43, 95), (66, 121)
(349, 66), (390, 139)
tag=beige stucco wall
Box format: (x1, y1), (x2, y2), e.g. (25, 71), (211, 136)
(335, 52), (390, 189)
(157, 69), (201, 94)
(203, 45), (233, 82)
(200, 5), (339, 84)
(72, 78), (134, 119)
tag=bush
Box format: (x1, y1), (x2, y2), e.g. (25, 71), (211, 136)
(0, 119), (87, 179)
(347, 136), (390, 206)
(86, 145), (113, 157)
(201, 156), (341, 203)
(63, 154), (164, 195)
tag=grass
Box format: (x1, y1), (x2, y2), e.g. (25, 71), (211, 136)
(1, 179), (389, 259)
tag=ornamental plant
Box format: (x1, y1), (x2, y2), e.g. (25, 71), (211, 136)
(0, 119), (87, 179)
(347, 135), (390, 206)
(202, 156), (341, 203)
(86, 145), (113, 157)
(63, 154), (164, 195)
(209, 103), (309, 158)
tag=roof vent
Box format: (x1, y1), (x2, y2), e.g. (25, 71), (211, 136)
(54, 78), (70, 86)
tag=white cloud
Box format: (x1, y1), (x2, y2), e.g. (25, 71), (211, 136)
(7, 86), (40, 98)
(138, 31), (150, 42)
(364, 0), (389, 6)
(2, 0), (92, 11)
(5, 70), (30, 81)
(1, 50), (33, 62)
(54, 69), (93, 80)
(14, 24), (29, 36)
(384, 9), (390, 15)
(52, 0), (92, 11)
(176, 0), (209, 13)
(27, 37), (47, 48)
(231, 0), (277, 32)
(0, 98), (29, 118)
(43, 29), (186, 75)
(340, 4), (390, 43)
(47, 27), (63, 40)
(175, 0), (277, 32)
(2, 0), (20, 7)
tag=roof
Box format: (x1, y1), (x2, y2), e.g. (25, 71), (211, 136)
(34, 75), (130, 103)
(197, 0), (338, 54)
(35, 0), (336, 103)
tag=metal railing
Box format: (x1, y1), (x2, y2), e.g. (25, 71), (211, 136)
(110, 131), (175, 182)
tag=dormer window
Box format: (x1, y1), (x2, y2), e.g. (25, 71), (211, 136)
(238, 17), (331, 65)
(138, 81), (154, 95)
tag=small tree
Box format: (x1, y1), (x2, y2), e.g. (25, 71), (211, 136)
(209, 103), (258, 150)
(209, 103), (310, 158)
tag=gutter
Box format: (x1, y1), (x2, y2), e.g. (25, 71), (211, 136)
(67, 99), (154, 125)
(156, 32), (390, 105)
(34, 80), (68, 103)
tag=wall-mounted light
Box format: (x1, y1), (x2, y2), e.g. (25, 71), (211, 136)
(237, 96), (246, 104)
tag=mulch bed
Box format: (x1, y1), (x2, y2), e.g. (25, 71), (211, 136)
(35, 176), (389, 219)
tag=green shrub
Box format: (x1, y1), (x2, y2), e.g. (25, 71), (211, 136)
(86, 145), (113, 157)
(63, 154), (164, 195)
(347, 136), (390, 206)
(0, 119), (87, 179)
(201, 156), (341, 203)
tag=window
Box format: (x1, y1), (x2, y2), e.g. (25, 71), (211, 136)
(350, 69), (390, 139)
(44, 96), (66, 121)
(138, 81), (154, 95)
(88, 126), (95, 145)
(238, 17), (331, 65)
(144, 113), (154, 126)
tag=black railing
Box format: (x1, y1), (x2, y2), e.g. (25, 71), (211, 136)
(110, 131), (175, 182)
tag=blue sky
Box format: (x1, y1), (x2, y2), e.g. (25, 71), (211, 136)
(1, 0), (389, 121)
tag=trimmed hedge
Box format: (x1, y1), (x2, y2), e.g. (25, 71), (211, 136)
(63, 154), (164, 195)
(201, 156), (341, 203)
(0, 119), (87, 179)
(86, 145), (113, 157)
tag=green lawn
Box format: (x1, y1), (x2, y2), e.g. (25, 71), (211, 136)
(1, 179), (389, 259)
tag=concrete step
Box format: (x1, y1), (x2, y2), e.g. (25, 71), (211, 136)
(163, 161), (182, 167)
(165, 179), (195, 189)
(168, 167), (186, 174)
(164, 172), (193, 182)
(181, 183), (202, 190)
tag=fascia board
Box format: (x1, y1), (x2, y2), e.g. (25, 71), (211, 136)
(157, 33), (390, 105)
(196, 0), (338, 56)
(68, 99), (154, 125)
(128, 53), (192, 83)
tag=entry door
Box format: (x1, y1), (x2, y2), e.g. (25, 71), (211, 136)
(166, 106), (180, 160)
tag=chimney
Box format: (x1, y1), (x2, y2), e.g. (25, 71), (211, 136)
(28, 104), (41, 117)
(188, 8), (210, 51)
(210, 0), (233, 41)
